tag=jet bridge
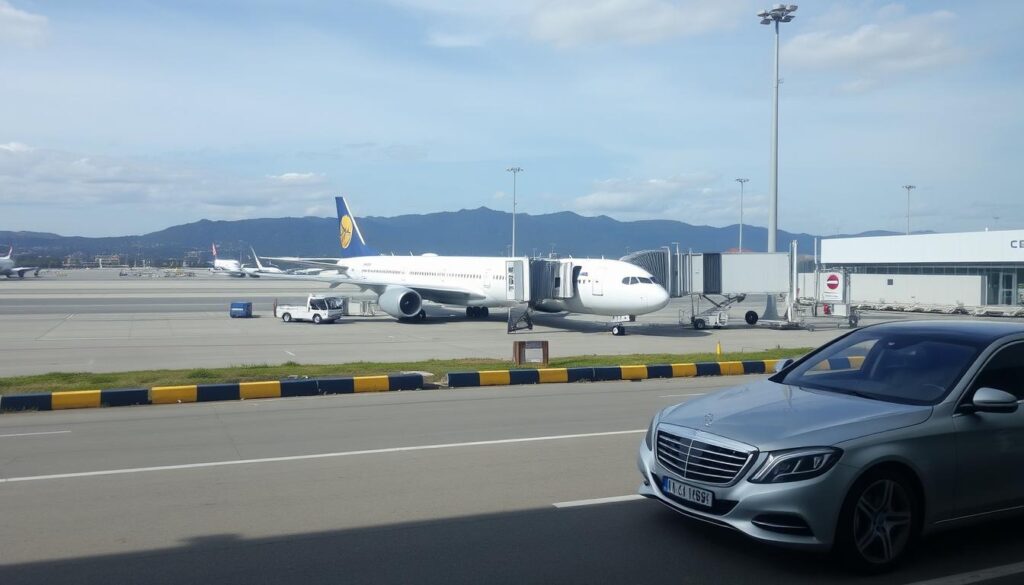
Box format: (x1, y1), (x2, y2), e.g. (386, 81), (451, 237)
(678, 246), (801, 329)
(529, 258), (576, 303)
(507, 258), (576, 332)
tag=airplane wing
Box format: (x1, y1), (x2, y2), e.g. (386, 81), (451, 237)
(10, 266), (40, 278)
(240, 270), (487, 302)
(263, 257), (349, 273)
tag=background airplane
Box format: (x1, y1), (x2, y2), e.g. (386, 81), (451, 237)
(243, 247), (286, 277)
(0, 246), (40, 278)
(209, 243), (246, 277)
(262, 197), (669, 334)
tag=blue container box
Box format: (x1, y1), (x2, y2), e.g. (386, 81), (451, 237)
(229, 301), (253, 318)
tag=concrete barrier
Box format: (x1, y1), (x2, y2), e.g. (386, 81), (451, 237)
(0, 373), (430, 413)
(446, 360), (781, 388)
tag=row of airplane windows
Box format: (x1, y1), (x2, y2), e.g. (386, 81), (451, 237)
(363, 268), (507, 280)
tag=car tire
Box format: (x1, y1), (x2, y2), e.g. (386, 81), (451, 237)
(313, 314), (322, 324)
(282, 313), (292, 323)
(834, 469), (918, 573)
(745, 310), (759, 325)
(693, 318), (706, 330)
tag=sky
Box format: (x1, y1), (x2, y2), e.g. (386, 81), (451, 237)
(0, 0), (1022, 237)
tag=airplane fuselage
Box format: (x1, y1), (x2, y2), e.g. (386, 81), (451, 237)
(344, 255), (669, 317)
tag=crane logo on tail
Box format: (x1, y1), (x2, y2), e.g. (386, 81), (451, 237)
(340, 215), (354, 249)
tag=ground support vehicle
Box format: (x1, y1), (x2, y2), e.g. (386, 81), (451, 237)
(274, 295), (345, 324)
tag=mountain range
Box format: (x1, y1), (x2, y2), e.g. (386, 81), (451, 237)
(1, 207), (897, 265)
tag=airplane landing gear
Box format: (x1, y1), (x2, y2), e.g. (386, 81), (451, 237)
(417, 309), (427, 321)
(466, 307), (491, 319)
(611, 324), (626, 336)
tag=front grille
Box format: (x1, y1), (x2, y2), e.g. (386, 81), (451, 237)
(656, 428), (754, 485)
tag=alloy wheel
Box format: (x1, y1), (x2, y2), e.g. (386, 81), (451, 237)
(852, 478), (912, 565)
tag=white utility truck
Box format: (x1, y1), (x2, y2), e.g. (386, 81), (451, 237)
(275, 295), (345, 324)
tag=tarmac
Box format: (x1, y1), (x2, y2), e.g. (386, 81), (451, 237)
(0, 268), (1013, 377)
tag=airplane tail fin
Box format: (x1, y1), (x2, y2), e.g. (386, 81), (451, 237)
(250, 247), (266, 270)
(335, 196), (377, 257)
(211, 242), (218, 258)
(2, 246), (10, 260)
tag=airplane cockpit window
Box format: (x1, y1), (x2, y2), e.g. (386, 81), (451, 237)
(622, 277), (631, 284)
(638, 277), (653, 284)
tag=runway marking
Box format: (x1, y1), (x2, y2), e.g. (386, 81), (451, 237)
(0, 429), (643, 484)
(659, 393), (707, 398)
(0, 430), (71, 438)
(285, 351), (296, 356)
(902, 560), (1024, 585)
(553, 495), (644, 508)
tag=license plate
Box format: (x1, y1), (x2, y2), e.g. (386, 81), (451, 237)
(662, 476), (714, 508)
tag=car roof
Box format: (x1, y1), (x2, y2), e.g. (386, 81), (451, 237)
(862, 320), (1024, 345)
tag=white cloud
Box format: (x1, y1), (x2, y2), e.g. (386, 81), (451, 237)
(268, 172), (327, 185)
(783, 7), (963, 89)
(0, 143), (334, 215)
(389, 0), (744, 47)
(427, 32), (486, 48)
(528, 0), (743, 47)
(570, 173), (764, 225)
(0, 1), (47, 47)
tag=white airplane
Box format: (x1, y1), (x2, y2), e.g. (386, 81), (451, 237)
(262, 197), (669, 335)
(209, 243), (246, 277)
(0, 246), (40, 278)
(243, 247), (286, 277)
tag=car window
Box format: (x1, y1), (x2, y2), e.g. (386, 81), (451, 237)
(972, 343), (1024, 400)
(781, 331), (982, 405)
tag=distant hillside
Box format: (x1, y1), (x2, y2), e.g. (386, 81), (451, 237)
(0, 208), (899, 264)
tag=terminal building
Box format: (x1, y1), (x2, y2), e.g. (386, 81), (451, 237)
(820, 230), (1024, 307)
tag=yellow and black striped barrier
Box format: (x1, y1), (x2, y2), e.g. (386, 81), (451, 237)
(0, 373), (429, 413)
(446, 359), (784, 388)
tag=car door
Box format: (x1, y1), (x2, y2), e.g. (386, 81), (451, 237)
(953, 342), (1024, 517)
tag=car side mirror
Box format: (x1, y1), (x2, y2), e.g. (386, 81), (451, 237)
(773, 358), (794, 373)
(971, 387), (1019, 414)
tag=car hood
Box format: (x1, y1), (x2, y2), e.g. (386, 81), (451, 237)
(658, 379), (932, 451)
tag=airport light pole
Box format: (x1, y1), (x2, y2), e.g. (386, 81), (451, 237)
(758, 4), (797, 253)
(735, 178), (749, 252)
(902, 184), (916, 235)
(506, 167), (524, 257)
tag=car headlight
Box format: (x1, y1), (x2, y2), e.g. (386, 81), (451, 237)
(644, 414), (658, 450)
(748, 447), (842, 484)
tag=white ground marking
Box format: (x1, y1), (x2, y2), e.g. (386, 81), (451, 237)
(285, 350), (296, 356)
(902, 560), (1024, 585)
(0, 429), (643, 484)
(659, 393), (707, 398)
(0, 430), (71, 438)
(553, 495), (645, 508)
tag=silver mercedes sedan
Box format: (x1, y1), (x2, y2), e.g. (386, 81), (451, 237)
(638, 320), (1024, 572)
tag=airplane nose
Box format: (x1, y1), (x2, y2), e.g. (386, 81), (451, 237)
(652, 285), (670, 309)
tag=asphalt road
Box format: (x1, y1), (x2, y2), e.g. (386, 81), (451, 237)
(2, 377), (1023, 585)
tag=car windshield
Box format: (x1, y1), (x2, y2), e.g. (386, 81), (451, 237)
(779, 329), (984, 405)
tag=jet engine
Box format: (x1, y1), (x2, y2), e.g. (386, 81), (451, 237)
(378, 286), (423, 319)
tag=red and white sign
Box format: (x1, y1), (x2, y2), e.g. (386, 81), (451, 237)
(821, 273), (844, 302)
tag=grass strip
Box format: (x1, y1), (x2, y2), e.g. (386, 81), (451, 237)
(0, 348), (812, 395)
